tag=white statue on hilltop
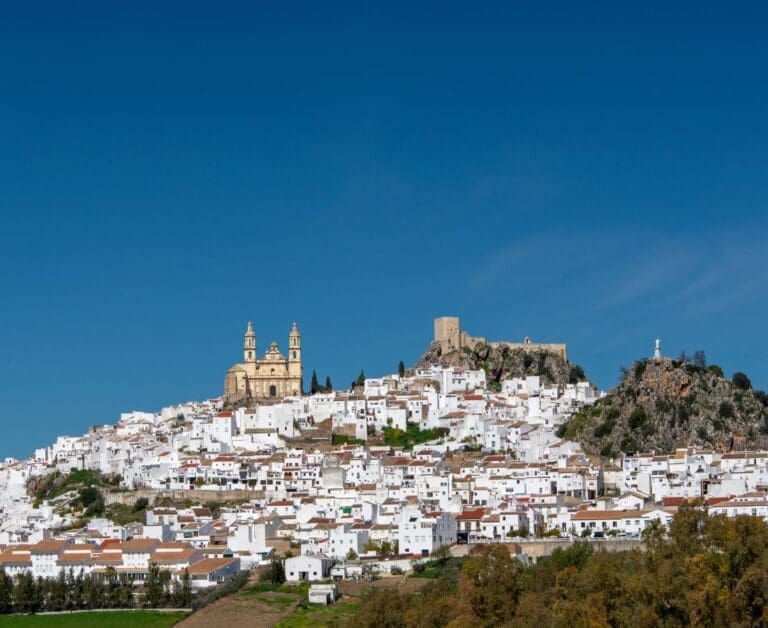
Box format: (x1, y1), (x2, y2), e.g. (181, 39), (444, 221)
(653, 339), (662, 361)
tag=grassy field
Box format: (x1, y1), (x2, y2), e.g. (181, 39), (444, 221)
(237, 582), (309, 598)
(236, 581), (360, 627)
(276, 600), (360, 628)
(0, 611), (188, 627)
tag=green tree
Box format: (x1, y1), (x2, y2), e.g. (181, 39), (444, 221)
(104, 566), (121, 608)
(171, 569), (193, 608)
(355, 589), (408, 628)
(568, 364), (586, 384)
(180, 570), (193, 608)
(628, 407), (648, 431)
(310, 370), (319, 394)
(65, 568), (83, 610)
(13, 571), (39, 614)
(641, 519), (667, 553)
(718, 401), (735, 419)
(142, 563), (169, 608)
(457, 544), (523, 624)
(78, 486), (101, 508)
(378, 540), (394, 557)
(269, 559), (285, 584)
(733, 372), (752, 390)
(707, 364), (724, 377)
(398, 361), (406, 377)
(133, 497), (149, 512)
(48, 570), (67, 611)
(0, 570), (13, 614)
(116, 575), (135, 608)
(324, 376), (333, 393)
(82, 574), (104, 609)
(431, 544), (451, 564)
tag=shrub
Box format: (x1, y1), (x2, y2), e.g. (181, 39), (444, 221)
(708, 364), (725, 378)
(620, 433), (638, 453)
(733, 372), (752, 390)
(568, 365), (586, 384)
(718, 401), (735, 419)
(628, 407), (648, 431)
(594, 417), (615, 438)
(332, 434), (365, 446)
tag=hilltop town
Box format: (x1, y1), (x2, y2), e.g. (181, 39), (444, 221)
(1, 318), (767, 596)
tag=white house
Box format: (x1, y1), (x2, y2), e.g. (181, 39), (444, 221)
(284, 553), (334, 582)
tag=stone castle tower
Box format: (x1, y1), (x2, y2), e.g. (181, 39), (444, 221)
(224, 322), (303, 404)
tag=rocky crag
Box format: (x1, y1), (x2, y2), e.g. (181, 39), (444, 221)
(561, 358), (768, 457)
(414, 341), (587, 390)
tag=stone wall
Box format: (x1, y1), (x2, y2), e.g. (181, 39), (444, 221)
(105, 488), (266, 506)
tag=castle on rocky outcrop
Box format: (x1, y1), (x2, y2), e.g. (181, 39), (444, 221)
(224, 321), (303, 404)
(433, 316), (567, 361)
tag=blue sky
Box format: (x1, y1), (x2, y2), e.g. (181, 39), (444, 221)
(1, 2), (767, 458)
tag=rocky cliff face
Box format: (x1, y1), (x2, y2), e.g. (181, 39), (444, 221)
(561, 358), (768, 457)
(414, 341), (584, 389)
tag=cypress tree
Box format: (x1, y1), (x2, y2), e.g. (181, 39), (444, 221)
(324, 376), (333, 392)
(48, 570), (67, 611)
(310, 370), (319, 394)
(13, 571), (39, 614)
(142, 563), (167, 608)
(180, 570), (192, 608)
(398, 361), (405, 377)
(0, 571), (13, 614)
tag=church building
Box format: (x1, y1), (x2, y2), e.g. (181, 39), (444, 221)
(224, 322), (302, 404)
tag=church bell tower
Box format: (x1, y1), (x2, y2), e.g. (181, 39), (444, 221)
(244, 321), (256, 363)
(288, 322), (302, 380)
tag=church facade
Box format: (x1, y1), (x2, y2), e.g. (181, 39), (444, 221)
(224, 321), (302, 404)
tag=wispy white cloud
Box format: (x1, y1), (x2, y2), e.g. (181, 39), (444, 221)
(468, 223), (767, 319)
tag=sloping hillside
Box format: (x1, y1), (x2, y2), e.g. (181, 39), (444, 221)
(560, 357), (768, 457)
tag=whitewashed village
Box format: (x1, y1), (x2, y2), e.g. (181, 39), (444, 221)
(1, 317), (766, 595)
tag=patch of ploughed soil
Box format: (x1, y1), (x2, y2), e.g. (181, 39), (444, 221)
(177, 593), (299, 628)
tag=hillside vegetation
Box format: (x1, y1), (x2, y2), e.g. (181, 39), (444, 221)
(352, 504), (768, 627)
(560, 356), (768, 457)
(415, 341), (587, 391)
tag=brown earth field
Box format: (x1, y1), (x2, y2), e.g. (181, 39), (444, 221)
(177, 575), (430, 628)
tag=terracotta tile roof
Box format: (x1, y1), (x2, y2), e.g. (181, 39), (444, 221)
(455, 508), (487, 521)
(187, 557), (237, 575)
(118, 539), (160, 553)
(30, 540), (70, 555)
